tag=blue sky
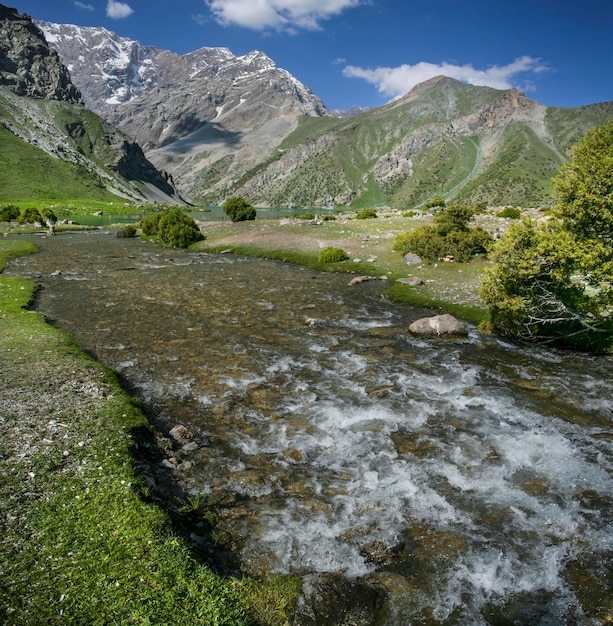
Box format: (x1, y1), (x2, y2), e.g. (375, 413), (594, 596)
(12, 0), (613, 111)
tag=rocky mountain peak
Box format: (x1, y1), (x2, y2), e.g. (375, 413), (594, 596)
(37, 21), (328, 120)
(0, 4), (80, 102)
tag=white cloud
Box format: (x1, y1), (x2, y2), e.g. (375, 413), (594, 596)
(74, 1), (95, 10)
(106, 0), (134, 19)
(343, 56), (549, 98)
(206, 0), (363, 32)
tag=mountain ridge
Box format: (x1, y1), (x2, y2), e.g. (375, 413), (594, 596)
(7, 9), (613, 208)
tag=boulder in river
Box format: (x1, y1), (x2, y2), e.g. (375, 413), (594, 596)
(408, 314), (468, 338)
(292, 572), (385, 626)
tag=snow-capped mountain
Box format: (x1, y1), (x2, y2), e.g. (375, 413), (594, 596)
(36, 21), (327, 119)
(36, 20), (332, 201)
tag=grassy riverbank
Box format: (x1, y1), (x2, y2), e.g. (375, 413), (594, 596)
(194, 211), (493, 325)
(0, 239), (298, 625)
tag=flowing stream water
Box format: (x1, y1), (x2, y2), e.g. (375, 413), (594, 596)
(7, 231), (612, 624)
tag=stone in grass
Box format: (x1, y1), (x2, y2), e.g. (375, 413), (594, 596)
(403, 253), (422, 265)
(408, 313), (468, 338)
(396, 276), (424, 286)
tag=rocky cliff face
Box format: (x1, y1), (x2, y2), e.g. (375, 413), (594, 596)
(0, 5), (80, 102)
(0, 4), (181, 204)
(37, 21), (328, 123)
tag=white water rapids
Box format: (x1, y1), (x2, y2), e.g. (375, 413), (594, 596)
(8, 231), (612, 624)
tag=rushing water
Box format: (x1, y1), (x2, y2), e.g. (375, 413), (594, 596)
(7, 231), (613, 624)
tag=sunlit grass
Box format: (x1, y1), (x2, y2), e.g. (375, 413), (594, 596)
(197, 214), (491, 325)
(0, 239), (298, 625)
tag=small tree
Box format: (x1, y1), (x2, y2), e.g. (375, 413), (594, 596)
(393, 204), (491, 262)
(17, 207), (42, 225)
(139, 208), (204, 248)
(222, 197), (256, 222)
(433, 204), (475, 233)
(480, 121), (613, 351)
(40, 208), (57, 224)
(0, 204), (20, 222)
(425, 196), (446, 210)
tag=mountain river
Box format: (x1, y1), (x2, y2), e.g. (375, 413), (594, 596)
(6, 230), (612, 624)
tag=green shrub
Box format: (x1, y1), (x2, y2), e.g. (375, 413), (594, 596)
(117, 225), (137, 238)
(319, 246), (349, 263)
(433, 204), (475, 233)
(295, 212), (315, 220)
(139, 211), (162, 236)
(40, 208), (57, 224)
(17, 207), (42, 225)
(425, 196), (446, 209)
(443, 227), (492, 262)
(322, 214), (336, 221)
(222, 196), (256, 222)
(0, 204), (20, 222)
(392, 203), (491, 262)
(138, 208), (204, 248)
(402, 210), (417, 218)
(393, 226), (446, 261)
(497, 207), (522, 219)
(355, 208), (378, 219)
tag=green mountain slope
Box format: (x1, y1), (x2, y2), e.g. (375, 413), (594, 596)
(0, 87), (181, 205)
(190, 77), (613, 209)
(0, 122), (119, 204)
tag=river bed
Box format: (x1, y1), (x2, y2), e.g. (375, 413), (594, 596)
(6, 230), (612, 624)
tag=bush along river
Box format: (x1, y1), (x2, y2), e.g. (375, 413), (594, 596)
(7, 230), (613, 624)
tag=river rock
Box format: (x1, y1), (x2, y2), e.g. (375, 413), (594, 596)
(408, 314), (468, 338)
(169, 424), (192, 444)
(403, 253), (422, 265)
(292, 572), (385, 626)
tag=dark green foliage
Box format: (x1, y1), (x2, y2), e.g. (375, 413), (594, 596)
(17, 207), (42, 224)
(481, 122), (613, 351)
(552, 121), (613, 243)
(355, 208), (378, 219)
(117, 225), (137, 238)
(296, 212), (315, 220)
(425, 196), (446, 209)
(497, 207), (522, 219)
(40, 207), (57, 224)
(318, 247), (349, 263)
(139, 211), (162, 236)
(139, 208), (204, 248)
(322, 214), (336, 221)
(222, 197), (256, 222)
(433, 204), (475, 232)
(0, 204), (20, 222)
(393, 204), (492, 262)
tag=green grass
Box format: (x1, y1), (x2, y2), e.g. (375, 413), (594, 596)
(198, 215), (491, 326)
(0, 239), (299, 625)
(0, 125), (120, 205)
